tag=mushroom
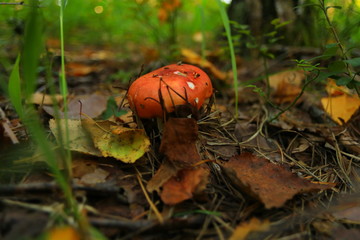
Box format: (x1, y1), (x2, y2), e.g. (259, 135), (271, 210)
(127, 64), (213, 118)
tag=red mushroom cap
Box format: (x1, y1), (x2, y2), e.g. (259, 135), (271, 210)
(127, 64), (213, 118)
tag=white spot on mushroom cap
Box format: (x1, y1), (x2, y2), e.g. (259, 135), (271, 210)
(187, 81), (195, 90)
(174, 71), (187, 77)
(195, 97), (199, 104)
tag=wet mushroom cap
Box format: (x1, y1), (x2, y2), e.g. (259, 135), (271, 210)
(127, 64), (213, 118)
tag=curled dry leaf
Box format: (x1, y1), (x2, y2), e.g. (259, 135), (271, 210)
(222, 152), (335, 209)
(269, 69), (305, 104)
(82, 118), (150, 163)
(268, 69), (305, 104)
(161, 167), (209, 205)
(181, 48), (227, 80)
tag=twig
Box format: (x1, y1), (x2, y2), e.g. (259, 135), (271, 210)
(269, 71), (319, 122)
(0, 107), (19, 144)
(135, 168), (164, 224)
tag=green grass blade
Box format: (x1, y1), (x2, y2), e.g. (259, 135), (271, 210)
(215, 0), (239, 118)
(22, 0), (44, 99)
(8, 55), (23, 119)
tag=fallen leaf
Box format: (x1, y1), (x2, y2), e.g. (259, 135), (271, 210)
(147, 161), (179, 193)
(47, 226), (80, 240)
(269, 70), (305, 104)
(66, 62), (100, 77)
(181, 48), (227, 80)
(43, 92), (108, 119)
(340, 108), (360, 155)
(222, 152), (335, 208)
(159, 118), (200, 166)
(72, 159), (98, 178)
(229, 218), (270, 240)
(147, 118), (200, 192)
(326, 79), (352, 96)
(161, 167), (209, 205)
(269, 69), (305, 89)
(30, 92), (63, 105)
(80, 168), (109, 185)
(82, 118), (150, 163)
(320, 94), (360, 124)
(49, 119), (102, 156)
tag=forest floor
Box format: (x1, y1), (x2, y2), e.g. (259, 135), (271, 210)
(1, 45), (360, 240)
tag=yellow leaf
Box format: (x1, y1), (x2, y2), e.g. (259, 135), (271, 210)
(230, 218), (270, 240)
(47, 226), (80, 240)
(181, 48), (227, 80)
(325, 79), (351, 96)
(30, 92), (63, 105)
(82, 119), (150, 163)
(49, 119), (102, 156)
(321, 95), (360, 124)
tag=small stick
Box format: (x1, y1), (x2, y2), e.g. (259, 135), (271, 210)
(0, 107), (19, 144)
(135, 168), (164, 224)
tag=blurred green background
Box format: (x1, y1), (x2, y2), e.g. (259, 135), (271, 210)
(0, 0), (360, 74)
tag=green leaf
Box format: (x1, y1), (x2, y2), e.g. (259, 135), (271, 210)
(8, 55), (24, 118)
(315, 72), (334, 83)
(336, 76), (353, 86)
(328, 60), (346, 73)
(344, 57), (360, 67)
(102, 96), (127, 119)
(322, 43), (339, 59)
(22, 0), (44, 99)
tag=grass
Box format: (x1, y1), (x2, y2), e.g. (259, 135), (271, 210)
(215, 0), (239, 118)
(6, 0), (89, 237)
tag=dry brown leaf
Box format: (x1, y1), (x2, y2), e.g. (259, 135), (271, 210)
(269, 69), (305, 90)
(159, 118), (200, 166)
(66, 62), (100, 77)
(321, 95), (360, 124)
(223, 152), (335, 208)
(147, 118), (200, 192)
(181, 48), (227, 80)
(229, 218), (270, 240)
(161, 167), (209, 205)
(72, 159), (98, 178)
(269, 69), (305, 104)
(80, 168), (109, 185)
(147, 161), (178, 193)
